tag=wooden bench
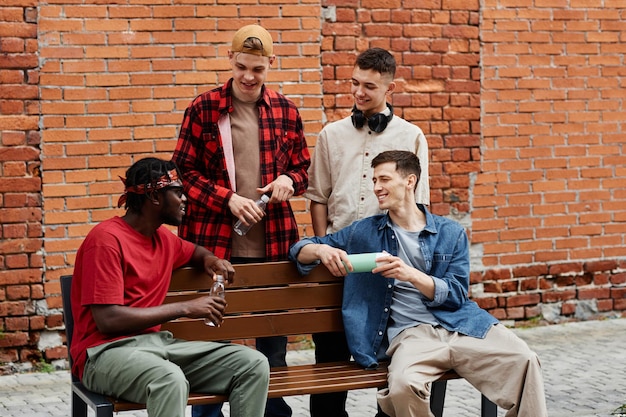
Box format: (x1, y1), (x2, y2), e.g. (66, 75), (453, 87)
(61, 261), (497, 417)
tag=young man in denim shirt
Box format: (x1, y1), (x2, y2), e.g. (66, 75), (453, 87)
(305, 46), (429, 417)
(289, 150), (547, 417)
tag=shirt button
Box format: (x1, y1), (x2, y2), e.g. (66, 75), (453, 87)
(388, 284), (392, 289)
(384, 308), (388, 312)
(379, 331), (383, 336)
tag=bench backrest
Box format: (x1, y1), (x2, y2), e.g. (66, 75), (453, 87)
(162, 261), (343, 341)
(61, 262), (341, 363)
(60, 274), (80, 383)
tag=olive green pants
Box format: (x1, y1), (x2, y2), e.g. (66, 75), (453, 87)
(82, 331), (269, 417)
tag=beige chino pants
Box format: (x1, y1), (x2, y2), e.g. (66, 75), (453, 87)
(377, 324), (548, 417)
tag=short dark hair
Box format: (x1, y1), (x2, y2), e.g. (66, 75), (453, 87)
(371, 150), (421, 190)
(355, 48), (396, 79)
(123, 158), (180, 213)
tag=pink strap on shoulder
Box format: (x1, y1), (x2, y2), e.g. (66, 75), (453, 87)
(217, 112), (236, 192)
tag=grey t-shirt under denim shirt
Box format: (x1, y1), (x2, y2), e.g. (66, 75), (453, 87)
(388, 223), (439, 343)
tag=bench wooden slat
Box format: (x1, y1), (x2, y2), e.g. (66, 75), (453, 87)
(270, 362), (387, 382)
(269, 366), (387, 395)
(164, 283), (344, 313)
(161, 309), (345, 341)
(169, 261), (341, 291)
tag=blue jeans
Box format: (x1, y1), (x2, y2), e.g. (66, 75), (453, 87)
(309, 332), (351, 417)
(191, 404), (223, 417)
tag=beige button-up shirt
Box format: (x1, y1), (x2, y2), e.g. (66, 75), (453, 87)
(305, 115), (429, 234)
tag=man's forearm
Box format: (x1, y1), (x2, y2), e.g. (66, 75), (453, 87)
(91, 303), (188, 335)
(310, 201), (329, 236)
(295, 243), (323, 264)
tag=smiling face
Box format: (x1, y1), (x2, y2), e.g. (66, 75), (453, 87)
(351, 66), (395, 118)
(159, 181), (186, 226)
(229, 51), (274, 102)
(372, 161), (416, 211)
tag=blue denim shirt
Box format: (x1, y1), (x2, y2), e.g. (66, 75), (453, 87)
(289, 204), (498, 369)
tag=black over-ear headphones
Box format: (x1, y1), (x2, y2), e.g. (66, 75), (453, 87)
(351, 103), (394, 133)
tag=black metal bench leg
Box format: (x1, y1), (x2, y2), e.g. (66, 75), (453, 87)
(71, 390), (88, 417)
(94, 402), (114, 417)
(430, 380), (447, 417)
(71, 384), (114, 417)
(481, 394), (498, 417)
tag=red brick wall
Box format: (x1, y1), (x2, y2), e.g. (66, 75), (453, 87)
(0, 0), (43, 365)
(0, 0), (624, 366)
(476, 2), (626, 321)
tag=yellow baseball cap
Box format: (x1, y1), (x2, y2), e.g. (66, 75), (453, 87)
(231, 24), (274, 57)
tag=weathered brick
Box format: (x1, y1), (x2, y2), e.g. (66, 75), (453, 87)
(549, 262), (584, 276)
(0, 268), (41, 285)
(0, 331), (28, 347)
(29, 315), (45, 330)
(0, 349), (19, 363)
(2, 223), (27, 238)
(46, 314), (64, 329)
(5, 254), (29, 269)
(611, 273), (626, 286)
(542, 289), (576, 303)
(507, 293), (541, 307)
(585, 260), (618, 273)
(5, 316), (29, 331)
(44, 345), (67, 360)
(561, 302), (577, 316)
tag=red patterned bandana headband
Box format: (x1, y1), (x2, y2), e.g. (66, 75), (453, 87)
(117, 168), (179, 208)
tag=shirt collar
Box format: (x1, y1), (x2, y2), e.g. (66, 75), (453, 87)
(378, 204), (437, 234)
(222, 78), (270, 114)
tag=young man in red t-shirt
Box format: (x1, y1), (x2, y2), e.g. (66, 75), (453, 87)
(70, 157), (269, 417)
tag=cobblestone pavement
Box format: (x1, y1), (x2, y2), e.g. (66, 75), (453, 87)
(1, 318), (625, 417)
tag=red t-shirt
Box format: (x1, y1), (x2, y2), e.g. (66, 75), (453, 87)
(70, 216), (196, 380)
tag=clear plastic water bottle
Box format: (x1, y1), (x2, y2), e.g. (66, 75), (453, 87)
(233, 194), (270, 236)
(205, 274), (225, 327)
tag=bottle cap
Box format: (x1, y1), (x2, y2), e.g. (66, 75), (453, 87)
(260, 194), (270, 203)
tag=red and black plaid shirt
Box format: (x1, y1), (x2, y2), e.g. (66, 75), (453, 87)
(172, 79), (310, 261)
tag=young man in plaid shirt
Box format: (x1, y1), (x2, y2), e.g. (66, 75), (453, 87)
(172, 24), (310, 417)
